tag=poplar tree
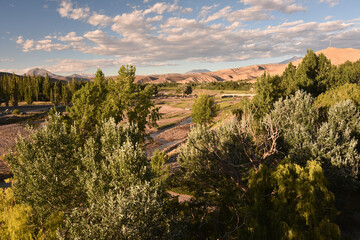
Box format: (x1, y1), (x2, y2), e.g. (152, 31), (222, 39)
(9, 73), (18, 106)
(43, 73), (50, 101)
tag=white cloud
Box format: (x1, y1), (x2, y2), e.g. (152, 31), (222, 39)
(16, 36), (23, 44)
(59, 32), (83, 42)
(146, 15), (163, 23)
(13, 0), (360, 69)
(0, 58), (14, 62)
(88, 12), (113, 27)
(324, 16), (333, 20)
(320, 0), (339, 7)
(57, 0), (90, 20)
(23, 39), (34, 52)
(240, 0), (306, 13)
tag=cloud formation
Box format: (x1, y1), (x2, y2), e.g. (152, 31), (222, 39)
(13, 0), (359, 73)
(320, 0), (339, 7)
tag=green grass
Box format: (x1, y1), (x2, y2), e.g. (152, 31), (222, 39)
(168, 186), (195, 196)
(157, 115), (190, 130)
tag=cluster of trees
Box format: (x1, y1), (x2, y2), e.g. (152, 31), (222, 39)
(1, 50), (360, 239)
(191, 81), (252, 91)
(1, 65), (167, 239)
(0, 73), (84, 106)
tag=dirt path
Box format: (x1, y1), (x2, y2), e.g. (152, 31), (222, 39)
(146, 117), (191, 157)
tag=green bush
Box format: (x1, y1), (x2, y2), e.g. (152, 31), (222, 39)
(12, 109), (20, 115)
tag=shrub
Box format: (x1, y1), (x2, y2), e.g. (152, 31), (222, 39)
(12, 109), (20, 115)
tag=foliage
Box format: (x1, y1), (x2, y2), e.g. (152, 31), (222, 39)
(270, 92), (360, 191)
(191, 94), (219, 124)
(64, 119), (186, 239)
(0, 72), (84, 106)
(247, 160), (340, 240)
(315, 83), (360, 109)
(6, 114), (85, 224)
(12, 109), (20, 115)
(253, 73), (283, 119)
(151, 149), (170, 184)
(270, 90), (319, 164)
(294, 50), (332, 96)
(178, 117), (280, 238)
(176, 84), (192, 95)
(0, 187), (63, 240)
(67, 66), (159, 140)
(193, 81), (252, 91)
(177, 117), (340, 239)
(0, 187), (34, 240)
(314, 100), (360, 190)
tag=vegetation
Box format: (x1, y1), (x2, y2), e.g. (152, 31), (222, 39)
(2, 49), (360, 239)
(176, 84), (192, 95)
(11, 109), (20, 115)
(67, 65), (160, 139)
(191, 94), (219, 124)
(0, 73), (84, 106)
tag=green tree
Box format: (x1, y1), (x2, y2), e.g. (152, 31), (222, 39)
(64, 119), (186, 239)
(151, 149), (169, 184)
(176, 84), (192, 95)
(270, 90), (319, 164)
(314, 100), (360, 190)
(247, 161), (340, 240)
(315, 83), (360, 109)
(52, 82), (61, 105)
(67, 66), (159, 139)
(0, 187), (34, 240)
(191, 94), (219, 124)
(281, 62), (297, 96)
(24, 85), (33, 104)
(61, 83), (72, 105)
(9, 73), (18, 106)
(253, 73), (283, 119)
(43, 73), (50, 101)
(6, 114), (85, 224)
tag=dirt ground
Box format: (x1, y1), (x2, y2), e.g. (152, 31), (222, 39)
(0, 123), (29, 156)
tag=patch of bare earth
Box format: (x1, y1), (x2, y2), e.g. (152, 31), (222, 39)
(146, 123), (190, 156)
(0, 123), (29, 156)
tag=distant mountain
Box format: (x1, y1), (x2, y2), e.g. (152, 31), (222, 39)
(26, 68), (62, 79)
(69, 73), (95, 79)
(5, 47), (360, 84)
(278, 56), (302, 64)
(25, 68), (91, 82)
(126, 47), (360, 84)
(186, 69), (211, 73)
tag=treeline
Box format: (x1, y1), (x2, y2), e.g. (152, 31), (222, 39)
(252, 49), (360, 118)
(0, 73), (86, 106)
(153, 81), (253, 91)
(190, 80), (252, 91)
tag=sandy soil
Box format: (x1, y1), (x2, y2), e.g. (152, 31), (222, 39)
(0, 123), (29, 156)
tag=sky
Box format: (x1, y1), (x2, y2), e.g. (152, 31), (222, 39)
(1, 0), (360, 76)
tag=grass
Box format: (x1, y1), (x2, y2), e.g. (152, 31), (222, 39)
(157, 115), (190, 130)
(168, 186), (195, 196)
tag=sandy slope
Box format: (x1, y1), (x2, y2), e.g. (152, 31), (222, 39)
(126, 47), (360, 84)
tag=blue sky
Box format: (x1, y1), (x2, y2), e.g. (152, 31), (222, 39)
(1, 0), (359, 76)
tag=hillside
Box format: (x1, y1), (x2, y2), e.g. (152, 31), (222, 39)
(129, 47), (360, 83)
(2, 47), (360, 84)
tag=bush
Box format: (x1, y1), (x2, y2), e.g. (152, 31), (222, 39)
(191, 94), (219, 124)
(12, 109), (20, 115)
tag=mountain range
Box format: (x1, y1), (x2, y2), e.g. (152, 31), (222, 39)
(2, 47), (360, 83)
